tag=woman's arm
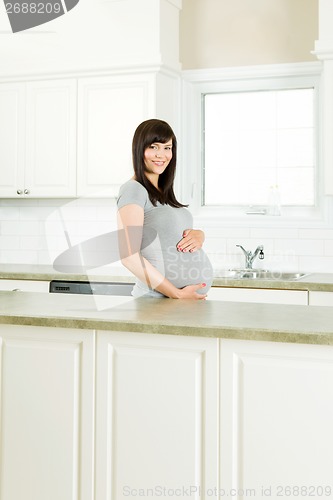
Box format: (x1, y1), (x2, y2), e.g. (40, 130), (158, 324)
(117, 205), (207, 299)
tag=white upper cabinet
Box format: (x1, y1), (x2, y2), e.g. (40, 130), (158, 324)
(0, 83), (25, 196)
(25, 80), (77, 197)
(77, 74), (154, 197)
(0, 69), (180, 199)
(0, 79), (77, 198)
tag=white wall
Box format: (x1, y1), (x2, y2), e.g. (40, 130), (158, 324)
(0, 0), (181, 77)
(180, 0), (318, 69)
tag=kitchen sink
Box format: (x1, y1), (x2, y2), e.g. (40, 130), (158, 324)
(216, 269), (309, 281)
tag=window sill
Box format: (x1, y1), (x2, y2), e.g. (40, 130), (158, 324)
(190, 202), (333, 229)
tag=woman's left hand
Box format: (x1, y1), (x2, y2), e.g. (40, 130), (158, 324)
(177, 229), (205, 253)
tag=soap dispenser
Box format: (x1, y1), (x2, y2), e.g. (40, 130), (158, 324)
(267, 185), (281, 216)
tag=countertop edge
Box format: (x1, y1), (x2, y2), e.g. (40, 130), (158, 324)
(1, 311), (333, 346)
(1, 266), (333, 292)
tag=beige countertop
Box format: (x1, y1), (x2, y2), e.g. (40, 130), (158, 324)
(212, 272), (333, 291)
(0, 264), (135, 283)
(1, 290), (333, 345)
(1, 263), (333, 291)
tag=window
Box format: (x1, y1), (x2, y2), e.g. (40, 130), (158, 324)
(181, 63), (324, 222)
(203, 88), (315, 209)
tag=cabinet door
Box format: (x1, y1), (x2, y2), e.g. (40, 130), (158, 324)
(208, 286), (308, 305)
(0, 279), (49, 292)
(95, 331), (218, 499)
(25, 79), (77, 197)
(77, 75), (154, 197)
(220, 339), (333, 497)
(0, 324), (94, 500)
(0, 83), (25, 197)
(309, 291), (333, 306)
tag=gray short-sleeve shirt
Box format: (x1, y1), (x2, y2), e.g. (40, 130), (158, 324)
(117, 179), (213, 297)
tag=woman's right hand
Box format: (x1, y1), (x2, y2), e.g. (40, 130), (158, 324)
(176, 283), (207, 300)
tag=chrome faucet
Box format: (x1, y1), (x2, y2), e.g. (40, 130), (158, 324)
(236, 244), (264, 269)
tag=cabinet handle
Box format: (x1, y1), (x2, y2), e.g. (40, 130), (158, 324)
(24, 189), (30, 195)
(17, 189), (23, 195)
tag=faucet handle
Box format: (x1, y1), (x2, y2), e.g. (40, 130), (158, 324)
(259, 248), (264, 260)
(236, 244), (247, 254)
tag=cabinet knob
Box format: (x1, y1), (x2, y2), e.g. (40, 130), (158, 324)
(17, 189), (23, 195)
(24, 189), (30, 195)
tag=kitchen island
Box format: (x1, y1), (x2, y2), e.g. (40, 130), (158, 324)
(1, 289), (333, 343)
(1, 291), (333, 500)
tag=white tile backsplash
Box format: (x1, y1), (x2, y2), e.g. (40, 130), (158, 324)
(324, 240), (333, 256)
(273, 238), (324, 257)
(20, 235), (48, 251)
(250, 227), (299, 239)
(1, 220), (42, 236)
(299, 256), (333, 272)
(299, 228), (333, 239)
(1, 200), (333, 273)
(0, 235), (20, 250)
(1, 249), (39, 264)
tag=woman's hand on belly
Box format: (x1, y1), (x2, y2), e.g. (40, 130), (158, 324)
(177, 229), (205, 253)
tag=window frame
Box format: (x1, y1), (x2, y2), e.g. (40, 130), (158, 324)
(180, 62), (332, 228)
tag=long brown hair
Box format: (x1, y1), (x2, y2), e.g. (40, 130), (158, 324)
(132, 119), (188, 208)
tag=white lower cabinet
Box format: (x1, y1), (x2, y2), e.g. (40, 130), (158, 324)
(309, 291), (333, 306)
(220, 339), (333, 498)
(3, 324), (333, 500)
(0, 279), (49, 292)
(95, 331), (218, 500)
(208, 286), (308, 305)
(0, 324), (94, 500)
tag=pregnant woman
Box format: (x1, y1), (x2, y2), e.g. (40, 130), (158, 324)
(117, 119), (213, 299)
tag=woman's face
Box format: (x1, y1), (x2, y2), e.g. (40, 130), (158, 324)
(143, 140), (173, 179)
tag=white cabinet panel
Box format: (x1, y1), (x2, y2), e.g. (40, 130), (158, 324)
(0, 279), (49, 292)
(0, 325), (94, 500)
(25, 80), (77, 197)
(208, 286), (308, 305)
(77, 75), (154, 197)
(0, 83), (25, 196)
(0, 79), (77, 198)
(95, 331), (218, 499)
(309, 291), (333, 306)
(220, 339), (333, 496)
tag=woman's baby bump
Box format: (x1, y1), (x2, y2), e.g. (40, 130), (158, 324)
(163, 245), (213, 292)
